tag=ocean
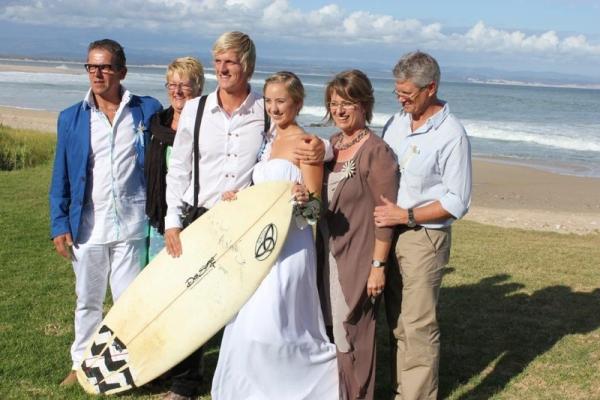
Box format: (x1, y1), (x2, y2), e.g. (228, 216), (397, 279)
(1, 59), (599, 177)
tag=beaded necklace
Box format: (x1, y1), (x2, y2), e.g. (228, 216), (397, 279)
(334, 128), (369, 150)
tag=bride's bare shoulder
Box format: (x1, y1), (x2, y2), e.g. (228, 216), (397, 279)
(289, 125), (307, 137)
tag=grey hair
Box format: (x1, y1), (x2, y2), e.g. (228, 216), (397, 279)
(393, 51), (441, 89)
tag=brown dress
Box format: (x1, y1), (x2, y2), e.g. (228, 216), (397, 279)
(318, 133), (399, 399)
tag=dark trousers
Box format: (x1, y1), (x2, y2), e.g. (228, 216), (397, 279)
(169, 346), (204, 396)
(168, 205), (208, 396)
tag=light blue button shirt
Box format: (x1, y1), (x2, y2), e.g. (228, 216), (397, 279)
(382, 102), (472, 228)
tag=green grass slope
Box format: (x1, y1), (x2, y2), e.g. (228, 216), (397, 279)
(1, 155), (598, 399)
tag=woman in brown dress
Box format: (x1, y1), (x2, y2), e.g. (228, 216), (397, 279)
(318, 70), (399, 399)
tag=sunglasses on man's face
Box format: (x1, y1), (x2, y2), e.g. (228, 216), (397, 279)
(84, 64), (121, 74)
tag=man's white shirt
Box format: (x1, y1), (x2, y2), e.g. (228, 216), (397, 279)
(165, 89), (266, 230)
(79, 88), (148, 244)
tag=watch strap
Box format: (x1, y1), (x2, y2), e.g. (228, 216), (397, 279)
(407, 208), (416, 227)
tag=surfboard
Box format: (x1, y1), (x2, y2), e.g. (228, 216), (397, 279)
(76, 181), (294, 395)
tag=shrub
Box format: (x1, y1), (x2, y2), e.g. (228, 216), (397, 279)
(0, 124), (56, 170)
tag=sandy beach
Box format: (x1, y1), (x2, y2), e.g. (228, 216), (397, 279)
(0, 106), (57, 132)
(469, 159), (600, 234)
(1, 104), (599, 235)
(0, 62), (77, 131)
(0, 61), (83, 75)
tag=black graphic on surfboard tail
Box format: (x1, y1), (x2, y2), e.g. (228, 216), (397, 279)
(255, 223), (277, 261)
(81, 324), (135, 393)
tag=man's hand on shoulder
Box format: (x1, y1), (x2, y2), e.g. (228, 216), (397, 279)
(293, 135), (325, 165)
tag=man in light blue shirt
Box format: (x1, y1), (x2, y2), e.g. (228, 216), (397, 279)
(374, 51), (472, 400)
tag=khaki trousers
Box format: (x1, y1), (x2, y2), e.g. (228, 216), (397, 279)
(385, 226), (451, 400)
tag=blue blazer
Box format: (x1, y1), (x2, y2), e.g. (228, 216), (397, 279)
(49, 94), (162, 242)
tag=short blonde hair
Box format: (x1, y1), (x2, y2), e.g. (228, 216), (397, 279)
(324, 69), (374, 124)
(212, 31), (256, 78)
(264, 71), (305, 111)
(166, 56), (204, 96)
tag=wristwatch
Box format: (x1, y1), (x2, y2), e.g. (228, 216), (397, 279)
(372, 260), (387, 268)
(407, 208), (417, 228)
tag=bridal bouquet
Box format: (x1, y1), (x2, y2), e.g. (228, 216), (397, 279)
(292, 192), (321, 229)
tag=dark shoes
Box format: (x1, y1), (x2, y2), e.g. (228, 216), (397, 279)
(59, 370), (78, 386)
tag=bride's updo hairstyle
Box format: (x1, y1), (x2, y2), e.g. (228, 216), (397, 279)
(264, 71), (305, 113)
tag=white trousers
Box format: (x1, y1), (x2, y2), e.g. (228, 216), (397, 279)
(70, 238), (146, 370)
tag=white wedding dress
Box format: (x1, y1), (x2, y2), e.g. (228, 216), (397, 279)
(211, 141), (339, 400)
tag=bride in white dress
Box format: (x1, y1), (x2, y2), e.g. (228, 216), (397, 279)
(211, 72), (339, 400)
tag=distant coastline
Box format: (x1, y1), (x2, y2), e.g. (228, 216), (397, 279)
(2, 59), (599, 181)
(466, 77), (600, 90)
(3, 56), (600, 90)
(0, 57), (88, 75)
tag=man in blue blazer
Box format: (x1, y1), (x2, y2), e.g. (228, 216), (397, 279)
(49, 39), (161, 386)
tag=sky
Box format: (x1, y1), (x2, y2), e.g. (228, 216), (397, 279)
(1, 0), (600, 81)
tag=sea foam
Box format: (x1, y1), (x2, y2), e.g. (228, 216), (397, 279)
(463, 120), (600, 153)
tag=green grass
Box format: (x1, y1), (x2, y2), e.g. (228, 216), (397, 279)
(0, 124), (56, 171)
(1, 160), (599, 399)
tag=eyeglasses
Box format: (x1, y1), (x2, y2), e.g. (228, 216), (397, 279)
(164, 82), (195, 93)
(392, 85), (427, 101)
(84, 64), (121, 74)
(328, 101), (357, 111)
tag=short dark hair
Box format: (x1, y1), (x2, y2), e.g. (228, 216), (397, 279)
(88, 39), (126, 69)
(325, 69), (374, 124)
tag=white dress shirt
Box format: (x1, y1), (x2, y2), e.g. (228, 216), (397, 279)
(383, 103), (472, 229)
(165, 89), (266, 230)
(78, 88), (148, 244)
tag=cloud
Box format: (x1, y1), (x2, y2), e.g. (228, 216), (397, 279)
(262, 0), (304, 29)
(451, 21), (600, 56)
(1, 0), (600, 59)
(339, 12), (442, 44)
